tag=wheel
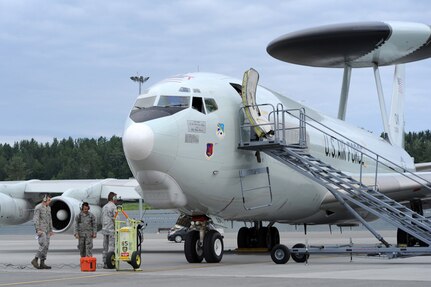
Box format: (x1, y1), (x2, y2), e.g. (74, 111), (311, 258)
(258, 227), (269, 248)
(397, 228), (427, 247)
(291, 243), (309, 263)
(174, 234), (183, 243)
(106, 251), (116, 269)
(184, 230), (204, 263)
(397, 228), (408, 246)
(203, 230), (224, 263)
(130, 251), (141, 269)
(237, 227), (249, 248)
(271, 244), (290, 264)
(246, 227), (259, 248)
(268, 227), (280, 250)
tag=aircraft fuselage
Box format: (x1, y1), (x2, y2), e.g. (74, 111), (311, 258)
(122, 72), (414, 224)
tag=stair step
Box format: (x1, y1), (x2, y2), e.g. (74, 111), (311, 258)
(268, 148), (431, 244)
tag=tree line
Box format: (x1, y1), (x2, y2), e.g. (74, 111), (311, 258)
(0, 136), (132, 180)
(405, 130), (431, 163)
(0, 131), (431, 180)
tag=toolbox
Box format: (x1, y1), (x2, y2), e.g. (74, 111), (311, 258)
(80, 256), (96, 272)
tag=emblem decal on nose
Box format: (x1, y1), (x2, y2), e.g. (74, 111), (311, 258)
(216, 123), (225, 139)
(206, 143), (214, 159)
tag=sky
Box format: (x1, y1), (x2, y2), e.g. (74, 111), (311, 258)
(1, 0), (431, 144)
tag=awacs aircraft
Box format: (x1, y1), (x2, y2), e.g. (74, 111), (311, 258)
(2, 21), (431, 264)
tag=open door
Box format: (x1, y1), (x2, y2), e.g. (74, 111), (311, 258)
(241, 68), (273, 138)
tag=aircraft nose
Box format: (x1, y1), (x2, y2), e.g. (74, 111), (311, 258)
(122, 122), (154, 161)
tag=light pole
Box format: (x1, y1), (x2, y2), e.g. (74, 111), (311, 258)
(130, 75), (149, 95)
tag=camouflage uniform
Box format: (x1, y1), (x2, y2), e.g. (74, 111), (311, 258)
(74, 211), (97, 257)
(102, 201), (116, 264)
(33, 203), (53, 261)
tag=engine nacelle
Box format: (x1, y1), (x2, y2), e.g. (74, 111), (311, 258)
(0, 193), (32, 225)
(51, 196), (102, 234)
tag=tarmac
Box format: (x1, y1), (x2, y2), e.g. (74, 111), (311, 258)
(1, 229), (431, 287)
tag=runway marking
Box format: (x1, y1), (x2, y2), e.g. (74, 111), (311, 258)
(0, 261), (266, 286)
(0, 273), (115, 286)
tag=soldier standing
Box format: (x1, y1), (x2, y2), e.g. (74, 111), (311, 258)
(74, 202), (97, 257)
(102, 192), (117, 268)
(31, 194), (53, 269)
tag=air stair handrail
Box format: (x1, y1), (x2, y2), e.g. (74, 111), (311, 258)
(281, 108), (431, 192)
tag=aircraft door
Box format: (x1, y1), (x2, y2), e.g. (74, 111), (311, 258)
(239, 166), (272, 210)
(241, 68), (273, 138)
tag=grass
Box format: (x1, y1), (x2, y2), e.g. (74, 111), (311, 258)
(121, 202), (153, 210)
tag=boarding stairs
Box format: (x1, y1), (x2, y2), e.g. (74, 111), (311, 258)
(238, 104), (431, 247)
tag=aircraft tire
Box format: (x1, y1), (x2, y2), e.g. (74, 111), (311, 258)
(269, 227), (280, 249)
(106, 251), (116, 269)
(271, 244), (290, 264)
(184, 230), (204, 263)
(258, 227), (269, 248)
(397, 228), (409, 246)
(203, 230), (224, 263)
(248, 227), (259, 248)
(397, 228), (428, 247)
(291, 243), (309, 263)
(237, 227), (249, 248)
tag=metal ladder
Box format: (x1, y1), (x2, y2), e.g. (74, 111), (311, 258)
(266, 147), (431, 247)
(238, 104), (431, 247)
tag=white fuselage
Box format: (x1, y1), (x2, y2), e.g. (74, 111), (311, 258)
(122, 73), (414, 225)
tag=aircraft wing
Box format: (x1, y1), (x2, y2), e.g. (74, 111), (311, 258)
(322, 171), (431, 208)
(20, 178), (142, 201)
(0, 178), (142, 231)
(373, 172), (431, 206)
(415, 163), (431, 172)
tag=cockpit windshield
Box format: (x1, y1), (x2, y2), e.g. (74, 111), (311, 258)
(129, 94), (218, 123)
(157, 96), (190, 108)
(133, 96), (157, 110)
(129, 95), (191, 123)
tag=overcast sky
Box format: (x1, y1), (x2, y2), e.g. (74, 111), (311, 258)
(1, 0), (431, 144)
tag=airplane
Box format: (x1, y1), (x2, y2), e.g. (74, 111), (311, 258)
(2, 21), (431, 265)
(0, 179), (141, 231)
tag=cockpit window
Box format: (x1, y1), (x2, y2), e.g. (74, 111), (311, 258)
(192, 97), (205, 114)
(204, 98), (218, 113)
(133, 95), (157, 109)
(157, 96), (190, 108)
(230, 83), (242, 97)
(130, 95), (189, 123)
(179, 87), (190, 93)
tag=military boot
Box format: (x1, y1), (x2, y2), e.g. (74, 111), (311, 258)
(39, 260), (51, 269)
(31, 257), (39, 269)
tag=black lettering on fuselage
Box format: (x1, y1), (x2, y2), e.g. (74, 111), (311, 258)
(324, 136), (330, 156)
(330, 137), (336, 158)
(323, 135), (364, 166)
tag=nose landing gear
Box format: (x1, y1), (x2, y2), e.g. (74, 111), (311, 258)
(184, 216), (224, 263)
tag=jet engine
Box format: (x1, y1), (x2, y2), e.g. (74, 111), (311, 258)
(50, 196), (102, 234)
(0, 193), (32, 225)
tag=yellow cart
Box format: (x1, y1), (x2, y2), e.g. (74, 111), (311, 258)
(106, 206), (145, 270)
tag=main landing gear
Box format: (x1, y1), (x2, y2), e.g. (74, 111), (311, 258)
(236, 222), (309, 264)
(397, 199), (428, 247)
(184, 216), (224, 263)
(237, 222), (280, 250)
